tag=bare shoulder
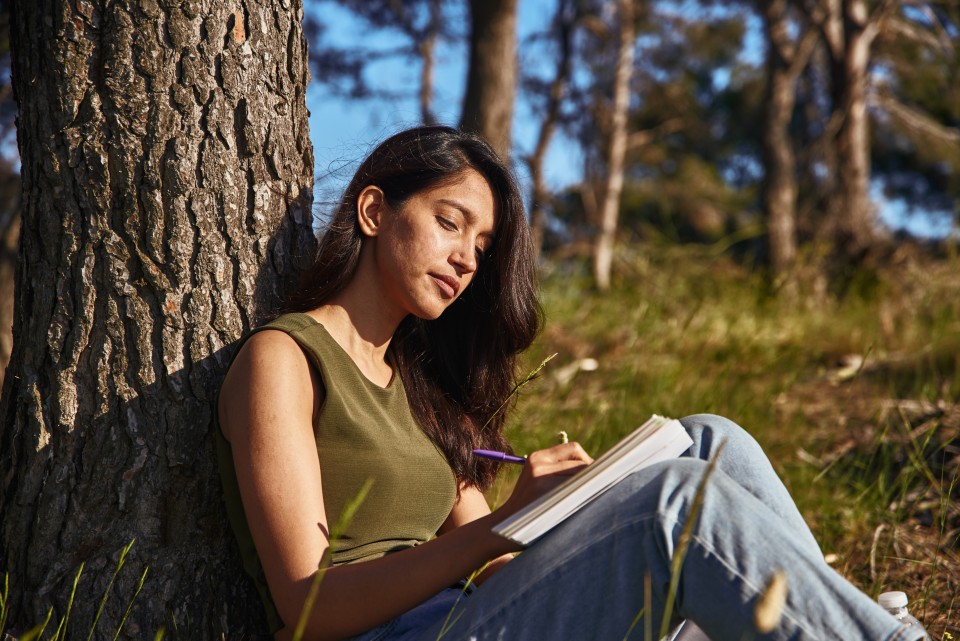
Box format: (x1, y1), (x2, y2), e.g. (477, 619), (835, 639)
(219, 329), (315, 441)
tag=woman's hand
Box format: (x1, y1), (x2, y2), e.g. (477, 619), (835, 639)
(489, 442), (593, 553)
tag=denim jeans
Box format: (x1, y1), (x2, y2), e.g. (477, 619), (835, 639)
(346, 414), (926, 641)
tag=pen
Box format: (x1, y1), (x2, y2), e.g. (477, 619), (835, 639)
(472, 449), (526, 464)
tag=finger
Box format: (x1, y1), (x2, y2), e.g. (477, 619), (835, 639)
(524, 454), (592, 479)
(529, 442), (593, 466)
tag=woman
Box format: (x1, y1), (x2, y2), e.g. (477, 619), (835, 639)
(216, 126), (927, 641)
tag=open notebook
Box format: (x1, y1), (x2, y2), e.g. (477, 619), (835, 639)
(493, 415), (693, 546)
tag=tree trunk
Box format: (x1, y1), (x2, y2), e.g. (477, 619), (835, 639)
(460, 0), (518, 159)
(0, 1), (315, 638)
(760, 0), (815, 284)
(834, 0), (875, 254)
(527, 0), (575, 258)
(592, 0), (634, 292)
(821, 0), (878, 257)
(418, 0), (441, 126)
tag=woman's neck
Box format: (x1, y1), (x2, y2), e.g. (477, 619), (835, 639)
(305, 289), (401, 387)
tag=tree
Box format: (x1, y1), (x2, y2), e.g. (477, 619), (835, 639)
(800, 0), (895, 256)
(460, 0), (519, 159)
(592, 0), (635, 291)
(307, 0), (463, 125)
(582, 4), (753, 250)
(0, 1), (315, 637)
(759, 0), (817, 284)
(522, 0), (577, 256)
(870, 2), (960, 226)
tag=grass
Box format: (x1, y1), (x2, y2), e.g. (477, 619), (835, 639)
(492, 242), (959, 637)
(0, 540), (149, 641)
(2, 242), (957, 638)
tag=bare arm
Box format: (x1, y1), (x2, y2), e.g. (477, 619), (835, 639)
(437, 484), (514, 584)
(219, 331), (591, 641)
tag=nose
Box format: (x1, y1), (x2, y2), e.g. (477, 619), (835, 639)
(450, 237), (478, 275)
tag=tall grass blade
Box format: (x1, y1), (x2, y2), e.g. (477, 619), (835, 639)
(17, 607), (52, 641)
(658, 443), (724, 640)
(112, 566), (149, 641)
(480, 353), (557, 432)
(431, 567), (482, 641)
(52, 561), (85, 641)
(0, 572), (9, 638)
(620, 570), (649, 641)
(86, 539), (136, 641)
(292, 479), (375, 641)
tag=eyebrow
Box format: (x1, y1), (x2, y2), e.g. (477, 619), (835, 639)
(437, 198), (496, 239)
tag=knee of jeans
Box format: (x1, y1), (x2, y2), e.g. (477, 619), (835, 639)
(679, 413), (763, 460)
(651, 458), (716, 517)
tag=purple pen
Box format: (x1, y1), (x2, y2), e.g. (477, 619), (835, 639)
(472, 449), (526, 464)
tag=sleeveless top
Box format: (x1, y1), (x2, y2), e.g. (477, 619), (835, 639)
(214, 313), (458, 632)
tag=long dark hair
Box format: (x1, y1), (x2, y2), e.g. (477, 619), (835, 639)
(283, 126), (542, 490)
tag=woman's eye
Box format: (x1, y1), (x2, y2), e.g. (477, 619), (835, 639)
(437, 216), (458, 231)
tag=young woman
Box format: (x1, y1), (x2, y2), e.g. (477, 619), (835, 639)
(216, 126), (928, 641)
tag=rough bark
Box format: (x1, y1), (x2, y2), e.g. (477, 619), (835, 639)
(0, 1), (315, 638)
(592, 0), (634, 292)
(760, 0), (816, 283)
(527, 0), (575, 258)
(460, 0), (518, 159)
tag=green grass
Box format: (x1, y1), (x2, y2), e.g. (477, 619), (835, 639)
(496, 243), (959, 637)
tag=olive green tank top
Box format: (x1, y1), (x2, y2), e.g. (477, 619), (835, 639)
(214, 313), (457, 632)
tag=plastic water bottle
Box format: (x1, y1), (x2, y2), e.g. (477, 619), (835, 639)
(878, 591), (924, 630)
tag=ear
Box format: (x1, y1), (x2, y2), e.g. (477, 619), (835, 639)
(356, 186), (386, 237)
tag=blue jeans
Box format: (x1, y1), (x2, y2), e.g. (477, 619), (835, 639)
(346, 415), (925, 641)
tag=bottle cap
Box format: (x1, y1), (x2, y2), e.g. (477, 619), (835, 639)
(878, 591), (908, 609)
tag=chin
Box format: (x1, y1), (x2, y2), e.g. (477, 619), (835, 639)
(410, 299), (455, 321)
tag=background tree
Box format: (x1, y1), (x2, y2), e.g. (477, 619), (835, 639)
(521, 0), (577, 256)
(306, 0), (464, 125)
(592, 0), (635, 291)
(870, 1), (960, 228)
(609, 7), (756, 246)
(803, 0), (895, 257)
(759, 0), (817, 285)
(0, 1), (315, 637)
(460, 0), (519, 158)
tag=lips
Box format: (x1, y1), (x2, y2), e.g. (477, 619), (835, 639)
(430, 273), (460, 298)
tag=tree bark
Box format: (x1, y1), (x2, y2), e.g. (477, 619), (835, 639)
(460, 0), (518, 159)
(0, 1), (315, 638)
(819, 0), (880, 256)
(760, 0), (815, 283)
(592, 0), (634, 292)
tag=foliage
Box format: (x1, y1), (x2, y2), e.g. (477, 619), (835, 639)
(871, 5), (960, 218)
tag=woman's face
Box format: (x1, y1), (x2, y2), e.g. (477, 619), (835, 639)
(365, 168), (496, 321)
